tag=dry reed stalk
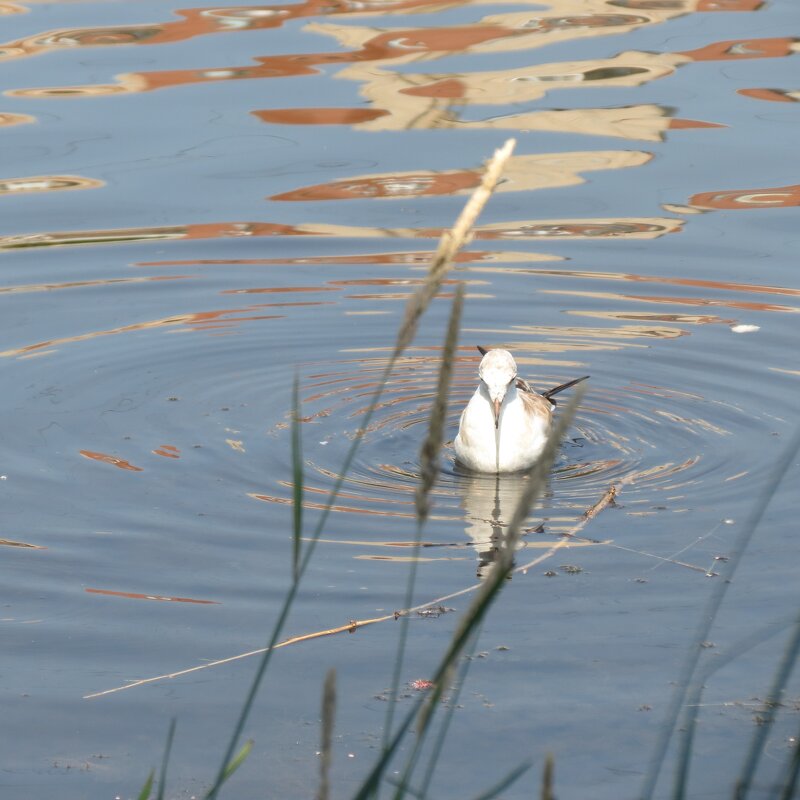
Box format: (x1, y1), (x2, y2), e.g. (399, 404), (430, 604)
(202, 143), (520, 800)
(84, 479), (623, 701)
(0, 538), (45, 549)
(582, 484), (616, 520)
(393, 139), (515, 357)
(416, 284), (464, 524)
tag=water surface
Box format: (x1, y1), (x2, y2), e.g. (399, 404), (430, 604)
(1, 0), (799, 797)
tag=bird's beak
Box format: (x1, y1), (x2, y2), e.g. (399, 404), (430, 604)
(493, 398), (501, 428)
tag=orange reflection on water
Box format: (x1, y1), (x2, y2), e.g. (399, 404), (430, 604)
(254, 107), (388, 126)
(677, 37), (798, 61)
(738, 88), (799, 103)
(689, 184), (800, 210)
(153, 445), (181, 459)
(220, 285), (340, 294)
(269, 151), (651, 202)
(79, 450), (143, 472)
(86, 587), (218, 604)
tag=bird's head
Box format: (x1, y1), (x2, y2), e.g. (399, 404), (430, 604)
(478, 349), (517, 427)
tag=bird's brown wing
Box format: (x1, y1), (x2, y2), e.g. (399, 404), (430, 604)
(518, 388), (553, 423)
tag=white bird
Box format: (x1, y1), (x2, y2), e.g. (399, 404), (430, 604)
(454, 347), (588, 473)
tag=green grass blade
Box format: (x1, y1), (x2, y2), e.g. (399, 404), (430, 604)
(317, 668), (336, 800)
(155, 718), (176, 800)
(353, 695), (428, 800)
(219, 739), (253, 787)
(672, 615), (794, 800)
(137, 769), (155, 800)
(467, 760), (533, 800)
(541, 754), (554, 800)
(207, 140), (516, 800)
(640, 427), (800, 800)
(414, 388), (582, 734)
(368, 390), (584, 800)
(733, 613), (800, 799)
(415, 283), (464, 524)
(397, 390), (583, 799)
(291, 372), (303, 583)
(383, 286), (464, 752)
(417, 626), (482, 799)
(779, 719), (800, 800)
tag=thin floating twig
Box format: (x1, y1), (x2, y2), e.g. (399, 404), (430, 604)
(84, 478), (616, 700)
(0, 537), (46, 549)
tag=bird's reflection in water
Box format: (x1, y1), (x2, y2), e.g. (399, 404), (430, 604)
(453, 465), (539, 579)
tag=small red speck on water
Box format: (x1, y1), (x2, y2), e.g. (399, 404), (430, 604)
(410, 679), (434, 691)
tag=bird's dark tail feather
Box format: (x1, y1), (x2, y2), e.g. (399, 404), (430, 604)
(477, 345), (489, 356)
(542, 375), (590, 405)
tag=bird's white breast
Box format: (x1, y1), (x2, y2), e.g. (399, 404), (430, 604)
(454, 385), (550, 473)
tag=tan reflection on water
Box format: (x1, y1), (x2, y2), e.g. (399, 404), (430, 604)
(541, 288), (800, 314)
(5, 2), (779, 113)
(333, 33), (790, 131)
(0, 0), (473, 61)
(0, 275), (190, 295)
(256, 104), (717, 143)
(464, 325), (688, 354)
(269, 151), (651, 202)
(0, 175), (103, 194)
(453, 266), (800, 305)
(139, 250), (562, 267)
(0, 112), (34, 126)
(569, 310), (734, 326)
(4, 7), (674, 96)
(0, 216), (683, 252)
(0, 305), (286, 358)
